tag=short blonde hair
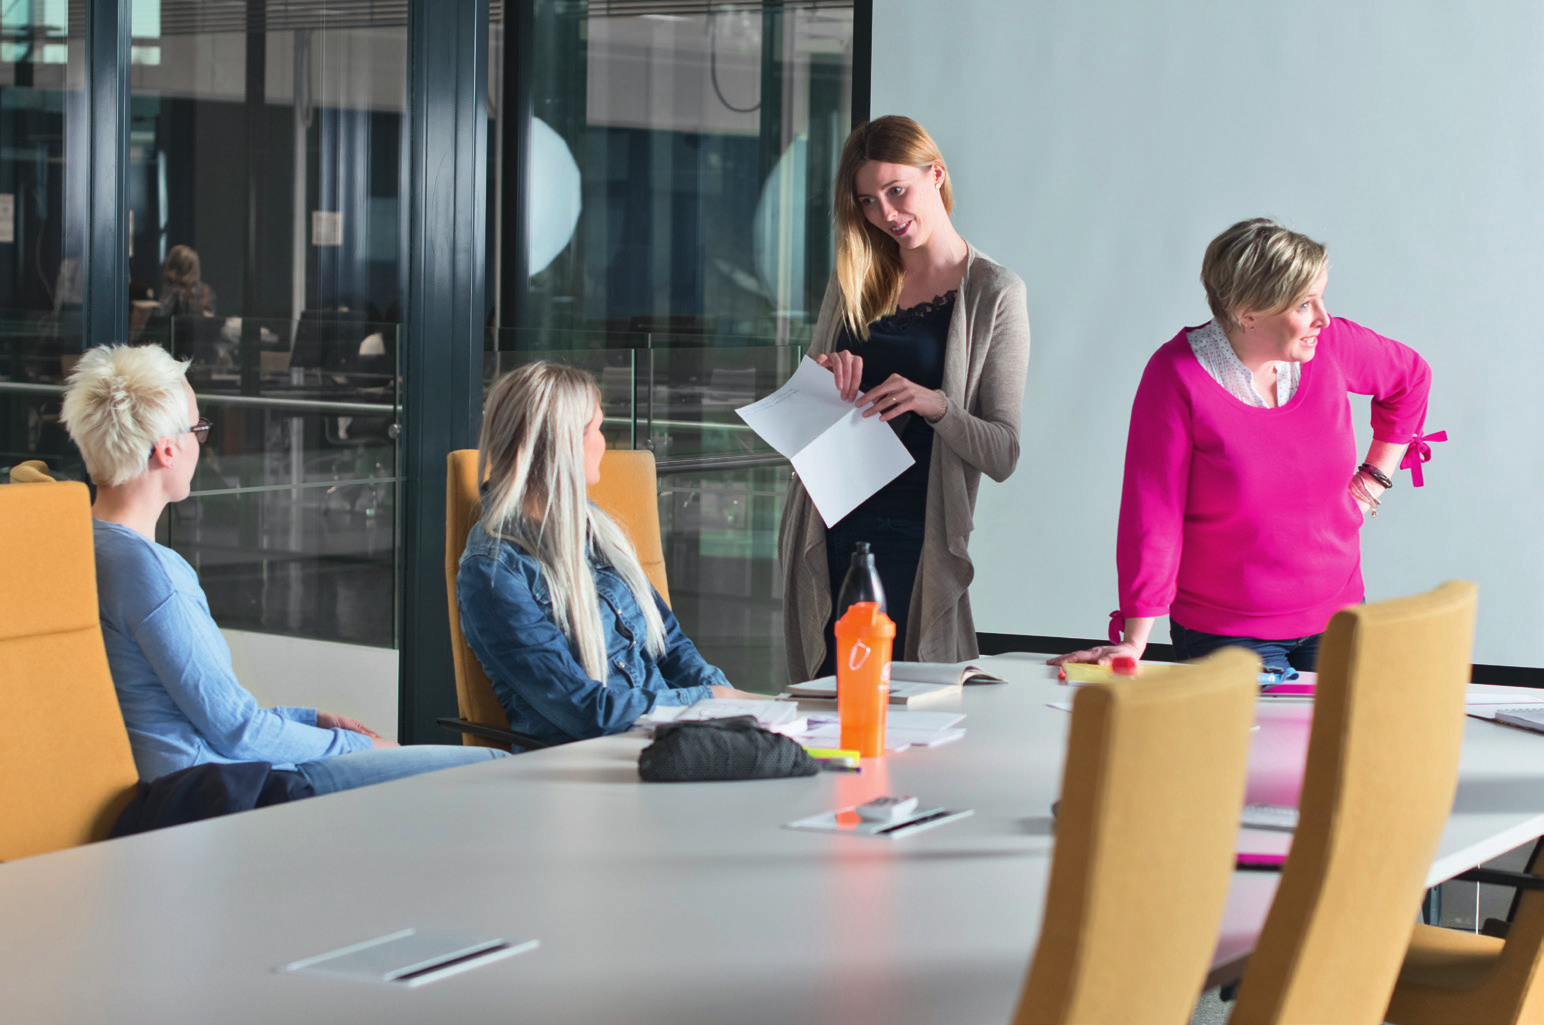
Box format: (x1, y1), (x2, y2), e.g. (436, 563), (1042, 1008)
(833, 115), (953, 338)
(61, 344), (191, 486)
(1201, 218), (1328, 329)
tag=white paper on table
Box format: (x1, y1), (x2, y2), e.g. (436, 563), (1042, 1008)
(736, 357), (914, 527)
(795, 722), (965, 752)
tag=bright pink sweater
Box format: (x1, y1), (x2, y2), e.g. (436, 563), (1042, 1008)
(1117, 318), (1431, 639)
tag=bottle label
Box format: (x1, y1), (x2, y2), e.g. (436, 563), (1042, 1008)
(848, 639), (871, 672)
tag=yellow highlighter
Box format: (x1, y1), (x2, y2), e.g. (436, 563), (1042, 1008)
(803, 746), (862, 771)
(803, 747), (861, 761)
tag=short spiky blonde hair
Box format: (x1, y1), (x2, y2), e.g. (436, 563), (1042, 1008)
(61, 344), (191, 485)
(1201, 218), (1328, 329)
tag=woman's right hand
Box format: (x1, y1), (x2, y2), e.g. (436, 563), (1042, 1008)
(815, 351), (864, 402)
(711, 685), (767, 700)
(1047, 642), (1145, 667)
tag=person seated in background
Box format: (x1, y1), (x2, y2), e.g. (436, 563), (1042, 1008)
(457, 361), (763, 748)
(60, 344), (507, 792)
(156, 244), (217, 318)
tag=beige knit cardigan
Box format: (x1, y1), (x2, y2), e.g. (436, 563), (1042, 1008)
(778, 245), (1031, 682)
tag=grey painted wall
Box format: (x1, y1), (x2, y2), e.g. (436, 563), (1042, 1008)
(874, 1), (1543, 664)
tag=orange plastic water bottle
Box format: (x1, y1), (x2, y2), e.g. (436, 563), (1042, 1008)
(835, 601), (895, 758)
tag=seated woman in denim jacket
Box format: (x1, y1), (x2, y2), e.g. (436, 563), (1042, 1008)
(457, 361), (763, 747)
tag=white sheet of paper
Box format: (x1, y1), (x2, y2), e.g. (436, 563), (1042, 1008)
(736, 357), (914, 527)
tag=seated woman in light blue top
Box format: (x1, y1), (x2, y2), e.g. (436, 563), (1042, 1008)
(60, 344), (505, 792)
(457, 361), (762, 747)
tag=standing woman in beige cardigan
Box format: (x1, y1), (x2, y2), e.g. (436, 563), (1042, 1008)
(779, 115), (1031, 681)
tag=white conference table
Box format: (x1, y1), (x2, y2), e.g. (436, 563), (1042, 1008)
(5, 655), (1544, 1025)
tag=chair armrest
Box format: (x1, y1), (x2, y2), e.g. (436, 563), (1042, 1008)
(435, 717), (554, 751)
(1451, 867), (1544, 891)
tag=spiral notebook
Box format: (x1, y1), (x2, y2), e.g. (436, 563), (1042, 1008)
(1494, 707), (1544, 734)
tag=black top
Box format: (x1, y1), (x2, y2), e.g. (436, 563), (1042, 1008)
(834, 289), (955, 521)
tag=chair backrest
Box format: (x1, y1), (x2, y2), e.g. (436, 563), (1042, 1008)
(444, 448), (669, 746)
(446, 449), (514, 746)
(1231, 580), (1478, 1025)
(1015, 647), (1260, 1025)
(586, 448), (670, 605)
(0, 482), (140, 860)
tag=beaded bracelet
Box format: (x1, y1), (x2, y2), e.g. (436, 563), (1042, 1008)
(1358, 462), (1394, 490)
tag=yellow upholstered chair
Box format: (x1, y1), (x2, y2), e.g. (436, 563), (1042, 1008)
(1229, 580), (1478, 1025)
(1384, 817), (1544, 1021)
(8, 459), (56, 484)
(1014, 647), (1259, 1025)
(441, 447), (669, 749)
(0, 481), (140, 860)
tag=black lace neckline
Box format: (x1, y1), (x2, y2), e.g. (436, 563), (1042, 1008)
(878, 289), (957, 329)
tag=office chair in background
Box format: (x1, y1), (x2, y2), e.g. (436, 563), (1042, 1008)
(441, 447), (670, 750)
(1013, 647), (1260, 1025)
(1229, 580), (1478, 1025)
(0, 481), (140, 861)
(8, 459), (56, 484)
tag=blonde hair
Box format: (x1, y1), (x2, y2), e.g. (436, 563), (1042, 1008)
(477, 361), (665, 680)
(833, 115), (953, 339)
(60, 344), (191, 486)
(1201, 218), (1328, 329)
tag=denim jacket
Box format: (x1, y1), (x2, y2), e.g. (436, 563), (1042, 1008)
(457, 518), (725, 746)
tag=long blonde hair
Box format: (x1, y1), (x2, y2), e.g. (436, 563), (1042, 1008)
(833, 115), (954, 338)
(477, 361), (665, 679)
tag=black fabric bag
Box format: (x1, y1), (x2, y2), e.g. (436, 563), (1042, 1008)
(638, 716), (819, 782)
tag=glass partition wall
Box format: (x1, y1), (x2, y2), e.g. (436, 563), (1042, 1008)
(132, 5), (407, 647)
(1, 0), (861, 719)
(0, 0), (87, 470)
(491, 1), (855, 691)
(1, 4), (408, 648)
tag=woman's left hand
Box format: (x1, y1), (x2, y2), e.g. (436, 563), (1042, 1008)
(859, 374), (947, 423)
(1348, 470), (1386, 514)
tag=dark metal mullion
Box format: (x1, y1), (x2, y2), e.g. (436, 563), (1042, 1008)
(496, 0), (532, 335)
(400, 0), (490, 743)
(851, 0), (871, 128)
(84, 0), (130, 351)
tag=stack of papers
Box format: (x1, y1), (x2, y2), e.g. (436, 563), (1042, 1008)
(640, 699), (808, 736)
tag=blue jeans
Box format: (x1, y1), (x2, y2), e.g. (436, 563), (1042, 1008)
(1170, 618), (1321, 672)
(820, 510), (925, 677)
(293, 745), (508, 796)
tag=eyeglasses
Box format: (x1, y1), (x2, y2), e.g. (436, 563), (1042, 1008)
(188, 417), (213, 446)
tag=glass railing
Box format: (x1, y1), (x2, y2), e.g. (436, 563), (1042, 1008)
(0, 311), (401, 649)
(488, 327), (804, 692)
(4, 319), (805, 690)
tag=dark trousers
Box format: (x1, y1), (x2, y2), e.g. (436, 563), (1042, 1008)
(1170, 618), (1322, 672)
(818, 510), (924, 677)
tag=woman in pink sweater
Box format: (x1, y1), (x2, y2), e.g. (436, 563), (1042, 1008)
(1053, 219), (1434, 671)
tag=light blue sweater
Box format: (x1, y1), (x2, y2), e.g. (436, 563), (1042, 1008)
(92, 519), (372, 780)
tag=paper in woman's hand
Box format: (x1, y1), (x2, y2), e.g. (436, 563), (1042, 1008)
(736, 357), (913, 526)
